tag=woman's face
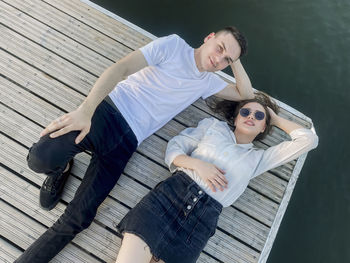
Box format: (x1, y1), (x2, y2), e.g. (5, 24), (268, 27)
(234, 102), (267, 138)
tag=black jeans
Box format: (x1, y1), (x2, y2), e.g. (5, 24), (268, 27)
(15, 98), (138, 263)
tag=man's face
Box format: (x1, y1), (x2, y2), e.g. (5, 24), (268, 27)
(199, 32), (241, 72)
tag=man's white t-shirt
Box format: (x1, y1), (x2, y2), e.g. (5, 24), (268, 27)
(109, 34), (228, 145)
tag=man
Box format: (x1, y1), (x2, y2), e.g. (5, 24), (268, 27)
(15, 26), (254, 262)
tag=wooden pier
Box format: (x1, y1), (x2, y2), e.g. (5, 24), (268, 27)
(0, 0), (314, 262)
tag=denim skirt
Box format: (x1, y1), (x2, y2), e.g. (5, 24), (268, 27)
(117, 171), (223, 263)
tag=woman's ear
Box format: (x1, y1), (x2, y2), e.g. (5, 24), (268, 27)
(260, 124), (266, 133)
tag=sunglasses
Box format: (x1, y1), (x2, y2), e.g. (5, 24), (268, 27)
(239, 108), (265, 120)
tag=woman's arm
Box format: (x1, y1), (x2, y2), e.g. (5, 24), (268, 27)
(251, 108), (319, 179)
(268, 107), (304, 134)
(172, 155), (228, 192)
(165, 118), (228, 192)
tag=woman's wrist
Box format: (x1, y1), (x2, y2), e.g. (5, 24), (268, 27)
(271, 115), (281, 127)
(192, 158), (203, 172)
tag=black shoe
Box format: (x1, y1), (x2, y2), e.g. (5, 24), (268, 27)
(39, 159), (74, 211)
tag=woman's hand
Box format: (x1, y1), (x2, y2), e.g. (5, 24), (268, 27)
(267, 106), (279, 126)
(40, 107), (92, 144)
(267, 106), (304, 133)
(194, 159), (228, 192)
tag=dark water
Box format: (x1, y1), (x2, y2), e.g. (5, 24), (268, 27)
(91, 0), (350, 262)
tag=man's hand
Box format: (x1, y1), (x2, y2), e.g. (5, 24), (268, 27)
(194, 159), (228, 192)
(214, 59), (254, 101)
(40, 107), (92, 144)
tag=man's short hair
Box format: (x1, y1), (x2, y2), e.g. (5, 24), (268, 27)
(216, 26), (247, 58)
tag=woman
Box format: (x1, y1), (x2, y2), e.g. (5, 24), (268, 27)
(115, 92), (318, 263)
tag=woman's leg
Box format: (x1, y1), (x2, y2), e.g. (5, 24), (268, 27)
(116, 233), (153, 263)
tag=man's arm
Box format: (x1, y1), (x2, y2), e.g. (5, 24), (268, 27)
(214, 59), (254, 101)
(40, 49), (148, 144)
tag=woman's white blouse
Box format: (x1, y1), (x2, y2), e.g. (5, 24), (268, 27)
(165, 117), (318, 207)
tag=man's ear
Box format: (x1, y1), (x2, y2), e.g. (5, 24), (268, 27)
(204, 32), (215, 42)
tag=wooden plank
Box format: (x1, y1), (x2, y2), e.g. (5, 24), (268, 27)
(250, 172), (288, 203)
(0, 237), (22, 263)
(5, 0), (134, 60)
(0, 199), (101, 263)
(46, 0), (150, 49)
(0, 1), (112, 76)
(206, 231), (259, 263)
(0, 146), (120, 262)
(234, 188), (278, 227)
(0, 24), (94, 94)
(0, 51), (83, 111)
(219, 206), (269, 251)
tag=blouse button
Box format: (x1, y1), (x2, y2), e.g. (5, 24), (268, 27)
(187, 205), (192, 210)
(193, 197), (198, 202)
(198, 190), (203, 195)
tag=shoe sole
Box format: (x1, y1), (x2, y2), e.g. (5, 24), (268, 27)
(39, 196), (61, 211)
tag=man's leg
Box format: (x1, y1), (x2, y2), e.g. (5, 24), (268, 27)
(27, 131), (84, 210)
(15, 100), (137, 262)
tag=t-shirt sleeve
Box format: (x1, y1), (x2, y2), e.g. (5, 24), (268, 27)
(139, 34), (180, 66)
(201, 73), (230, 99)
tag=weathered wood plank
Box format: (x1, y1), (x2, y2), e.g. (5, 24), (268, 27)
(5, 0), (133, 60)
(0, 148), (120, 262)
(0, 24), (94, 94)
(0, 1), (112, 77)
(46, 0), (151, 49)
(0, 199), (101, 263)
(0, 237), (22, 263)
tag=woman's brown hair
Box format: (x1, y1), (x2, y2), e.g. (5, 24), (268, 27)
(207, 91), (279, 141)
